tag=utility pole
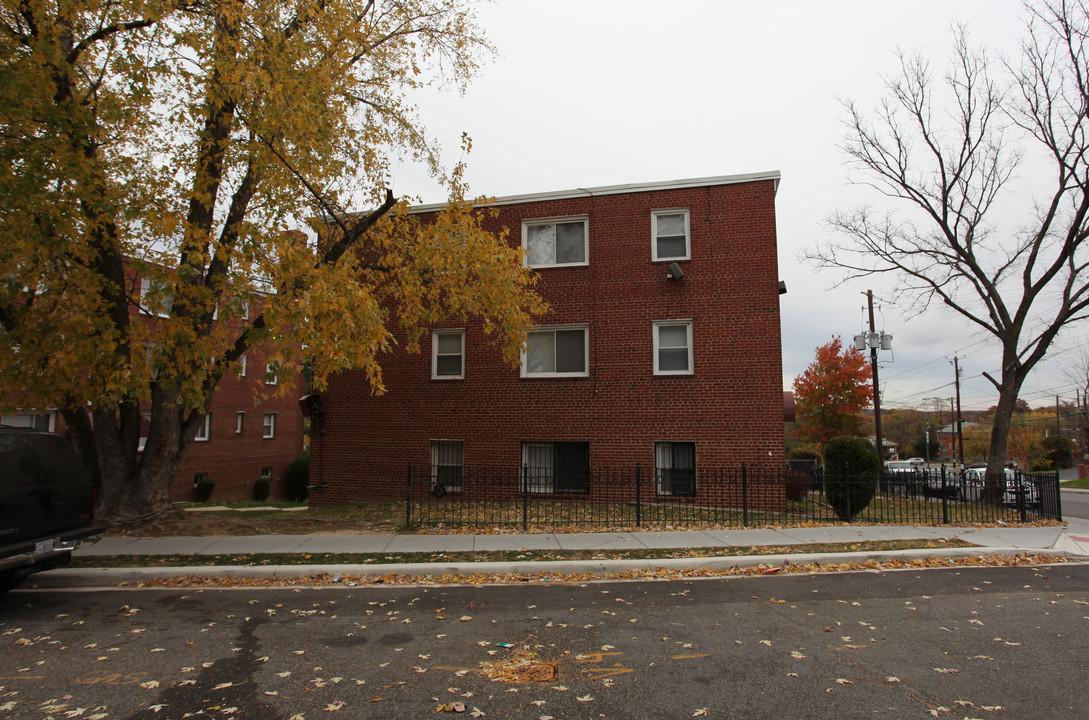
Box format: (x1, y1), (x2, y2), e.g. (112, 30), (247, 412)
(868, 291), (882, 461)
(853, 291), (893, 461)
(950, 397), (956, 463)
(954, 356), (965, 468)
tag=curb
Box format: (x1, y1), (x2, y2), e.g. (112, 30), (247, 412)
(22, 546), (1087, 590)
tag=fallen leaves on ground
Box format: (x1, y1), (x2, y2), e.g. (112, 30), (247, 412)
(120, 554), (1071, 589)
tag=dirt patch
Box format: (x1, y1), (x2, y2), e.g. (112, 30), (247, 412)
(111, 507), (402, 537)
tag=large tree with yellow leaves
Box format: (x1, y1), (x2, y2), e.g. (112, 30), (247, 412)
(0, 1), (545, 523)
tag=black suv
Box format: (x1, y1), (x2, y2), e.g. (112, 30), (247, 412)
(1, 426), (104, 591)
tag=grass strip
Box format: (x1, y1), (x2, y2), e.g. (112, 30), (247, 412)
(70, 537), (975, 568)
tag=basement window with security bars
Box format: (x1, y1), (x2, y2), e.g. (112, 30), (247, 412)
(655, 442), (696, 496)
(521, 442), (590, 494)
(431, 440), (464, 492)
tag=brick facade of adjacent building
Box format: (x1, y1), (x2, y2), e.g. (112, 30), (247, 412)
(2, 276), (306, 503)
(309, 172), (786, 507)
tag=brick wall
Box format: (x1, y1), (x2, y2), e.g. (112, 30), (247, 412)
(172, 356), (306, 502)
(310, 176), (785, 507)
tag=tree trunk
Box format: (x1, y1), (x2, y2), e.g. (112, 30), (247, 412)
(82, 387), (200, 525)
(982, 370), (1026, 504)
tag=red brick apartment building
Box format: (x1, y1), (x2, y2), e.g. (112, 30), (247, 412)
(309, 171), (786, 507)
(2, 273), (305, 502)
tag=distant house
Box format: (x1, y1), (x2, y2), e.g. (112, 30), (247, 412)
(310, 172), (786, 506)
(869, 436), (898, 460)
(1, 269), (305, 502)
(937, 421), (983, 463)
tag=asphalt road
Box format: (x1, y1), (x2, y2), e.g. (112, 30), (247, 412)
(1060, 489), (1089, 520)
(2, 564), (1088, 719)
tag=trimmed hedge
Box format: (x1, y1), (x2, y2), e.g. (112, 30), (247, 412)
(285, 453), (309, 502)
(823, 436), (880, 521)
(193, 475), (216, 502)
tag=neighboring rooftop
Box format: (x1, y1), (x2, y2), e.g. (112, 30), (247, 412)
(411, 170), (782, 214)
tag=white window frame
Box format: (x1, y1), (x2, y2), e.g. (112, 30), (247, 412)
(239, 354), (247, 377)
(522, 216), (589, 268)
(651, 209), (691, 261)
(261, 465), (273, 480)
(521, 324), (589, 378)
(194, 413), (211, 442)
(653, 320), (693, 375)
(432, 330), (465, 380)
(0, 411), (55, 432)
(139, 276), (173, 318)
(263, 412), (276, 439)
(265, 363), (278, 386)
(235, 411), (244, 434)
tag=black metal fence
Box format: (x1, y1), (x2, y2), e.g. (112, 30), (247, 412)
(405, 464), (1062, 529)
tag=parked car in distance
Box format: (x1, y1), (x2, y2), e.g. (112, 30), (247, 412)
(960, 466), (1039, 507)
(0, 427), (104, 591)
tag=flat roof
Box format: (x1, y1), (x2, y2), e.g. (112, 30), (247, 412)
(410, 170), (781, 214)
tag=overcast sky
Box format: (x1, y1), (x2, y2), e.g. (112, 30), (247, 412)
(386, 0), (1088, 412)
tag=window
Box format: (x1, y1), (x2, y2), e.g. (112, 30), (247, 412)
(523, 217), (588, 267)
(241, 301), (250, 320)
(432, 330), (465, 380)
(193, 472), (208, 487)
(140, 276), (173, 317)
(138, 412), (151, 452)
(521, 442), (590, 494)
(194, 413), (210, 442)
(261, 466), (273, 480)
(654, 321), (692, 375)
(262, 412), (276, 439)
(431, 440), (464, 492)
(523, 325), (588, 377)
(239, 355), (247, 377)
(265, 363), (278, 385)
(235, 411), (244, 434)
(652, 210), (690, 260)
(655, 442), (696, 496)
(0, 412), (54, 432)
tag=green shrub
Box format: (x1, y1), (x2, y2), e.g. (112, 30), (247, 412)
(823, 436), (880, 521)
(253, 477), (271, 501)
(193, 475), (216, 502)
(787, 444), (822, 464)
(285, 453), (309, 502)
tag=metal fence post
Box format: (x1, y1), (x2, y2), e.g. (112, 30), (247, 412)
(1017, 471), (1028, 523)
(941, 467), (948, 524)
(636, 464), (642, 527)
(522, 467), (529, 532)
(405, 464), (413, 529)
(742, 463), (749, 527)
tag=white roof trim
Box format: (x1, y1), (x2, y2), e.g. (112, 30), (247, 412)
(410, 171), (781, 214)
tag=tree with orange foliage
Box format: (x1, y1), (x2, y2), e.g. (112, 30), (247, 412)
(792, 337), (873, 446)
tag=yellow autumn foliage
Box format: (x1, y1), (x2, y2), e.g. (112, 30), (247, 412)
(0, 1), (543, 520)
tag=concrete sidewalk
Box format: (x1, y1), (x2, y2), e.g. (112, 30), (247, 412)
(73, 522), (1085, 556)
(18, 520), (1084, 590)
